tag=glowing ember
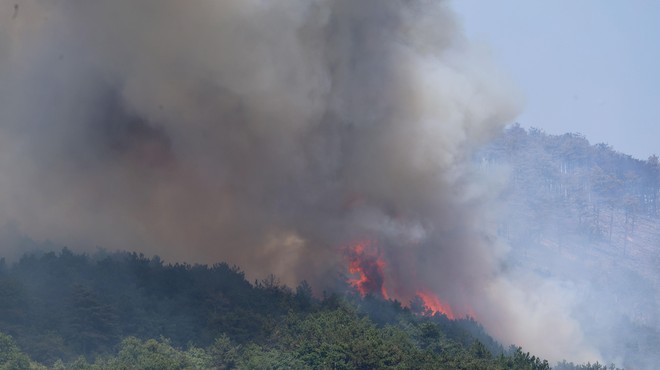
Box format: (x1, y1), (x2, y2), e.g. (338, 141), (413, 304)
(345, 241), (389, 299)
(416, 289), (455, 319)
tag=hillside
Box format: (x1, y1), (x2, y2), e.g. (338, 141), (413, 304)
(1, 125), (656, 369)
(480, 124), (660, 369)
(0, 248), (558, 370)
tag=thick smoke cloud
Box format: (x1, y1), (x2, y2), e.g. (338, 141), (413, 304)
(0, 0), (597, 362)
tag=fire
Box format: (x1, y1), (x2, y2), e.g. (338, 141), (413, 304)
(415, 289), (456, 319)
(345, 241), (389, 299)
(344, 241), (461, 320)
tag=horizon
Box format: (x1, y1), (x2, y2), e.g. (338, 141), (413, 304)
(453, 0), (660, 161)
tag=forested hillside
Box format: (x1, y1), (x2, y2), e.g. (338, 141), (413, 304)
(480, 124), (660, 369)
(3, 125), (655, 369)
(0, 248), (565, 370)
(482, 124), (660, 250)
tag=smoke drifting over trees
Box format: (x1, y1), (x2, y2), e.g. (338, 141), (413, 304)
(1, 0), (515, 280)
(1, 0), (637, 365)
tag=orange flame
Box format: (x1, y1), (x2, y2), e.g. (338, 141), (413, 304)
(345, 241), (389, 299)
(344, 241), (464, 320)
(416, 289), (456, 319)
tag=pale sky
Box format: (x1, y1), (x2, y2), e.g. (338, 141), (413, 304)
(452, 0), (660, 160)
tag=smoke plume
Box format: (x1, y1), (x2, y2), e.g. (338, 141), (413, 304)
(0, 0), (598, 363)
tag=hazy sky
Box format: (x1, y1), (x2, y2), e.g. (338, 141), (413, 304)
(453, 0), (660, 160)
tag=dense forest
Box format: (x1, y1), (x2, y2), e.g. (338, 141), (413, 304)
(0, 246), (623, 370)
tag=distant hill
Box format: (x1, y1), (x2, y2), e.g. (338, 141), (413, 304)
(479, 124), (660, 369)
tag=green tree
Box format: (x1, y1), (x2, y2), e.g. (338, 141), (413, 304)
(0, 278), (27, 334)
(0, 332), (37, 370)
(99, 337), (209, 370)
(68, 284), (119, 355)
(207, 334), (240, 370)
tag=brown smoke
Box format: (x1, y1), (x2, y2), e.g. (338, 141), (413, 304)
(0, 0), (598, 362)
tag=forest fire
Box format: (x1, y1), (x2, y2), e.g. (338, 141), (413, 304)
(345, 241), (389, 299)
(415, 289), (456, 319)
(344, 241), (457, 319)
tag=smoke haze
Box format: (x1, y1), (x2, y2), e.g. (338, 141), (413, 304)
(0, 0), (604, 363)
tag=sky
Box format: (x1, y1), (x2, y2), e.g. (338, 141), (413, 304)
(452, 0), (660, 160)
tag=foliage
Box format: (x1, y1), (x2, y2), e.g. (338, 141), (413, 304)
(0, 247), (620, 369)
(481, 124), (660, 227)
(0, 332), (44, 370)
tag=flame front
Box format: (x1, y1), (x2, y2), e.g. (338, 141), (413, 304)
(416, 289), (456, 319)
(344, 241), (461, 319)
(345, 241), (389, 299)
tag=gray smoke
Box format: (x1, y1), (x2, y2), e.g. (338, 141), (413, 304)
(0, 0), (598, 363)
